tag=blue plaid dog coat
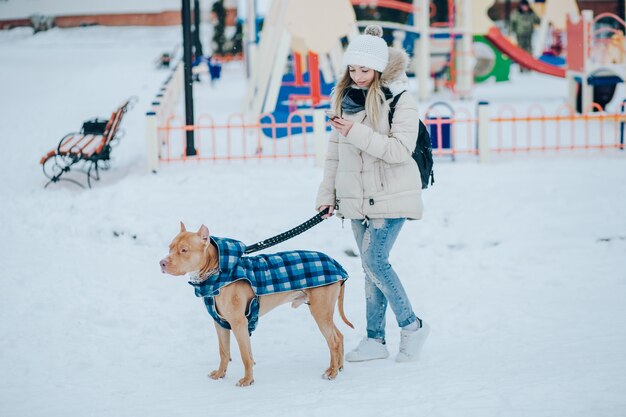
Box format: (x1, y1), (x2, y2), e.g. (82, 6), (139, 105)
(189, 236), (349, 334)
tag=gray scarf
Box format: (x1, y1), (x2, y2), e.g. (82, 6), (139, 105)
(341, 87), (367, 115)
(340, 86), (393, 115)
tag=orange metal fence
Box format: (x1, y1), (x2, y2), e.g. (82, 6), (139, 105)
(489, 103), (625, 153)
(155, 103), (626, 164)
(158, 111), (315, 162)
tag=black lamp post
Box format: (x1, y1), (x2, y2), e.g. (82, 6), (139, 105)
(181, 0), (196, 156)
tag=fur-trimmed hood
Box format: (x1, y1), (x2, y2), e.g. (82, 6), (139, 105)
(380, 47), (410, 97)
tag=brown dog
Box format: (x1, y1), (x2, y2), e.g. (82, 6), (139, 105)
(160, 222), (353, 387)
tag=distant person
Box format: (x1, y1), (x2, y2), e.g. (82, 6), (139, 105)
(511, 0), (540, 71)
(316, 25), (429, 363)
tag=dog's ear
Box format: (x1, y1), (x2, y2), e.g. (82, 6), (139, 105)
(180, 221), (187, 233)
(198, 224), (210, 242)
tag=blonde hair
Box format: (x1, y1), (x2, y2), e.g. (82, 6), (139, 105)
(332, 68), (386, 130)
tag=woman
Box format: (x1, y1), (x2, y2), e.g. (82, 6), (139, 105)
(316, 25), (429, 363)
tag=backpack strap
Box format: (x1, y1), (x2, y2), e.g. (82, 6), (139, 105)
(387, 90), (407, 126)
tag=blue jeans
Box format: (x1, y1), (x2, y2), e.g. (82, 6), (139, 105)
(352, 218), (417, 341)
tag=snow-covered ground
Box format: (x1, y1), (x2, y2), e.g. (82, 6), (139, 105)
(1, 26), (626, 417)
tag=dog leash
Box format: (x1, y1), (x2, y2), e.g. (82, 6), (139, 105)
(244, 208), (330, 254)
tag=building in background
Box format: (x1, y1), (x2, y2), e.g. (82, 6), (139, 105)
(0, 0), (205, 29)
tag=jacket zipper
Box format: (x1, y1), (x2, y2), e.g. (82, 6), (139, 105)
(378, 163), (386, 191)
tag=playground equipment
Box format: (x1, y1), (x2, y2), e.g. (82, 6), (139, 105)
(375, 0), (474, 100)
(532, 0), (581, 58)
(473, 34), (512, 83)
(471, 1), (624, 113)
(239, 0), (625, 124)
(217, 0), (623, 111)
(243, 0), (355, 123)
(245, 0), (577, 114)
(484, 26), (566, 77)
(363, 1), (515, 87)
(243, 0), (478, 120)
(566, 10), (626, 112)
(467, 0), (566, 79)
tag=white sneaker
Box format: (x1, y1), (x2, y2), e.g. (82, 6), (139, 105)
(345, 337), (390, 362)
(396, 322), (430, 363)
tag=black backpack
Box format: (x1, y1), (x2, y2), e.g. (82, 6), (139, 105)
(388, 91), (434, 189)
(81, 118), (109, 135)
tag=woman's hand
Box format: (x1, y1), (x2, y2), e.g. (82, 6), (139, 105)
(330, 117), (354, 137)
(319, 205), (335, 219)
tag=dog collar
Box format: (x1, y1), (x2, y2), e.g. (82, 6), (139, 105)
(188, 266), (220, 285)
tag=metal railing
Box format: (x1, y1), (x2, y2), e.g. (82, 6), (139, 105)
(147, 102), (626, 168)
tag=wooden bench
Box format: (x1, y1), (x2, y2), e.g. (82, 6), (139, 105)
(40, 98), (134, 188)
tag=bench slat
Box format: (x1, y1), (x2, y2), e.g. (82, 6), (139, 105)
(85, 135), (110, 156)
(74, 135), (106, 157)
(58, 133), (84, 152)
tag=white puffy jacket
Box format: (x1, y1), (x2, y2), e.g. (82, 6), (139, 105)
(316, 48), (423, 220)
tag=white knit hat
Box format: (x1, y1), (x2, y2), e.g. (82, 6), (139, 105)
(342, 25), (389, 72)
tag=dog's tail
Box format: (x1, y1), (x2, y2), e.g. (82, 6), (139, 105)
(338, 282), (354, 329)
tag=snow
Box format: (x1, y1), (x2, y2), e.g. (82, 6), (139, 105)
(1, 26), (626, 417)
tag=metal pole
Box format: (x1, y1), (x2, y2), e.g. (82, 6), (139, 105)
(417, 0), (430, 101)
(245, 0), (257, 79)
(456, 0), (473, 99)
(182, 0), (196, 156)
(193, 0), (204, 57)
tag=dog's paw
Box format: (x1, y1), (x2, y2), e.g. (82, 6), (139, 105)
(322, 368), (339, 380)
(236, 377), (254, 387)
(209, 370), (226, 380)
